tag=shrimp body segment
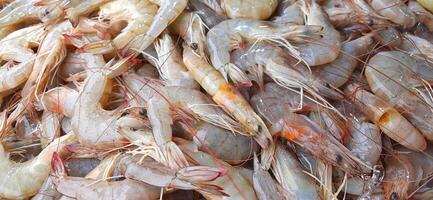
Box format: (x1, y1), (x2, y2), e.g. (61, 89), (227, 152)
(221, 0), (278, 20)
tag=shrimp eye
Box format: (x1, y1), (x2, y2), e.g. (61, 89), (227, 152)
(190, 43), (198, 50)
(129, 127), (138, 131)
(390, 192), (398, 200)
(257, 125), (262, 133)
(336, 154), (343, 163)
(120, 112), (128, 117)
(245, 71), (250, 75)
(139, 108), (146, 116)
(44, 9), (50, 16)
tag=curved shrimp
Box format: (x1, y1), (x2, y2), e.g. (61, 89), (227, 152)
(206, 18), (322, 82)
(80, 0), (157, 54)
(126, 0), (188, 55)
(71, 69), (127, 147)
(365, 51), (433, 141)
(183, 45), (274, 169)
(296, 0), (341, 66)
(21, 21), (73, 100)
(0, 134), (76, 199)
(169, 11), (208, 57)
(154, 33), (199, 89)
(180, 142), (257, 200)
(220, 0), (278, 20)
(417, 0), (433, 13)
(370, 0), (417, 28)
(58, 52), (106, 81)
(272, 141), (320, 200)
(118, 155), (227, 197)
(230, 40), (343, 101)
(313, 33), (374, 87)
(345, 84), (427, 151)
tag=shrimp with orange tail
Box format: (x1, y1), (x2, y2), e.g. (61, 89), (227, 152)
(0, 134), (76, 199)
(345, 84), (427, 151)
(183, 44), (275, 169)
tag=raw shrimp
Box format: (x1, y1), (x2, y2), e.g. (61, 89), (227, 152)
(296, 0), (341, 66)
(188, 0), (227, 28)
(175, 121), (259, 165)
(309, 110), (348, 143)
(270, 112), (364, 174)
(253, 153), (290, 200)
(313, 33), (374, 87)
(118, 155), (227, 196)
(206, 18), (322, 82)
(272, 141), (320, 200)
(272, 1), (304, 25)
(169, 11), (208, 57)
(56, 177), (161, 200)
(65, 0), (111, 26)
(220, 0), (278, 20)
(230, 40), (343, 100)
(40, 111), (62, 148)
(183, 45), (274, 169)
(21, 21), (73, 100)
(180, 142), (257, 200)
(346, 119), (382, 171)
(71, 70), (127, 147)
(126, 0), (188, 55)
(365, 51), (433, 141)
(0, 0), (42, 27)
(370, 0), (417, 28)
(0, 134), (76, 199)
(409, 1), (433, 32)
(39, 86), (79, 118)
(250, 83), (320, 120)
(399, 33), (433, 62)
(383, 154), (423, 200)
(345, 84), (427, 151)
(0, 59), (34, 93)
(80, 0), (157, 54)
(154, 33), (199, 89)
(417, 0), (433, 13)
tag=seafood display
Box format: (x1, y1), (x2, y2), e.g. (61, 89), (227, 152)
(1, 0), (433, 199)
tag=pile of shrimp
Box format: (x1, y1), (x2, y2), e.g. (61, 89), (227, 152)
(1, 0), (433, 199)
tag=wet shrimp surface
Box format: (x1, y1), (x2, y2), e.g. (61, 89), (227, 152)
(1, 0), (433, 199)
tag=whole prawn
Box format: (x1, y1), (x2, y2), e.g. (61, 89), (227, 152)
(183, 44), (274, 169)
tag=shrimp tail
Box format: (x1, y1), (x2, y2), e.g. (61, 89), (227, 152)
(164, 141), (190, 170)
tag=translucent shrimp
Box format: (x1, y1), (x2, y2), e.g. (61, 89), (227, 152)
(0, 134), (76, 199)
(118, 155), (227, 197)
(183, 45), (274, 169)
(296, 0), (342, 66)
(180, 143), (257, 200)
(154, 33), (199, 89)
(272, 141), (320, 200)
(253, 153), (290, 200)
(21, 21), (73, 100)
(126, 0), (188, 55)
(175, 121), (259, 165)
(365, 51), (433, 141)
(270, 112), (364, 174)
(169, 11), (208, 57)
(313, 33), (374, 87)
(409, 1), (433, 32)
(417, 0), (433, 13)
(230, 41), (343, 101)
(345, 84), (427, 151)
(220, 0), (278, 20)
(272, 1), (304, 25)
(370, 0), (417, 28)
(206, 18), (322, 81)
(399, 33), (433, 63)
(80, 0), (157, 54)
(40, 111), (62, 148)
(71, 70), (127, 147)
